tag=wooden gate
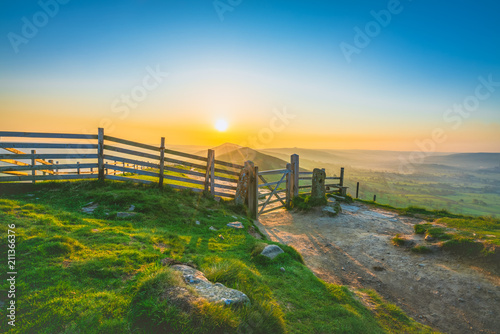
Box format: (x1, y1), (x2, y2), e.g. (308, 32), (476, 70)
(256, 165), (291, 215)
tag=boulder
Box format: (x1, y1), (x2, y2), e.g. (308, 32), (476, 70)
(260, 245), (284, 259)
(170, 265), (250, 307)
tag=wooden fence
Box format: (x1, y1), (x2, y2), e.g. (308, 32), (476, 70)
(0, 130), (347, 215)
(0, 129), (242, 199)
(247, 154), (346, 217)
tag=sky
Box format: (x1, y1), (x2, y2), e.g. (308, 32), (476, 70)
(1, 0), (499, 152)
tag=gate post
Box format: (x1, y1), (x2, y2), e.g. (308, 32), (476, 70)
(290, 154), (299, 197)
(31, 150), (36, 184)
(248, 166), (259, 219)
(159, 137), (165, 188)
(97, 128), (105, 182)
(205, 149), (215, 195)
(285, 163), (292, 208)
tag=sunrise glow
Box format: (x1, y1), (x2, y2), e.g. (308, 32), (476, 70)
(215, 119), (229, 132)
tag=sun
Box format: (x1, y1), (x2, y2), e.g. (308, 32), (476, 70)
(215, 119), (229, 132)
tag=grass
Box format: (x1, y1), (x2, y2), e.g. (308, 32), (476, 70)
(290, 194), (327, 211)
(391, 234), (407, 246)
(358, 200), (499, 266)
(411, 246), (433, 254)
(0, 180), (435, 333)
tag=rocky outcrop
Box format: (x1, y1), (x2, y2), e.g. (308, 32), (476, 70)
(170, 265), (250, 307)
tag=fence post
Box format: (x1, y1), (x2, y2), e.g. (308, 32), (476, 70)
(286, 163), (292, 208)
(97, 128), (104, 182)
(373, 195), (377, 202)
(290, 154), (299, 197)
(205, 149), (215, 195)
(340, 167), (344, 187)
(356, 182), (359, 199)
(31, 150), (36, 184)
(77, 162), (80, 175)
(248, 166), (259, 219)
(56, 161), (59, 175)
(159, 137), (165, 187)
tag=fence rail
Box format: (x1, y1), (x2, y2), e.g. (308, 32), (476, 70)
(1, 129), (348, 212)
(0, 129), (241, 199)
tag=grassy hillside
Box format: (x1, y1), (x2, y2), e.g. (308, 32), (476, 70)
(0, 181), (434, 333)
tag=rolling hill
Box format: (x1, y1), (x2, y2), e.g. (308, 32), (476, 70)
(198, 143), (292, 171)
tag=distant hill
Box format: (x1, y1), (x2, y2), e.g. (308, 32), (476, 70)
(198, 143), (292, 171)
(423, 153), (500, 170)
(261, 148), (410, 171)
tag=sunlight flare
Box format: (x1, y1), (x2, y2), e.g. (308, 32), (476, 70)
(215, 119), (229, 132)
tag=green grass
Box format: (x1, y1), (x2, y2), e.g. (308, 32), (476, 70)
(411, 246), (433, 254)
(291, 194), (327, 211)
(391, 234), (407, 246)
(0, 181), (435, 333)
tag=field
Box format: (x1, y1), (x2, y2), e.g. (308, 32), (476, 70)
(345, 168), (500, 217)
(0, 181), (433, 333)
(260, 148), (500, 218)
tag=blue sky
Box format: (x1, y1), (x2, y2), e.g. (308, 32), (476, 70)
(1, 0), (499, 151)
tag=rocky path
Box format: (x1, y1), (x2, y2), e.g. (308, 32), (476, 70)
(255, 203), (500, 333)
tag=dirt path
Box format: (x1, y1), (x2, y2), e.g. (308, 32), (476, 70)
(255, 203), (500, 333)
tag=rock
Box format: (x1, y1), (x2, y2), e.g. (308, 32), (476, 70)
(209, 226), (217, 231)
(418, 264), (425, 267)
(425, 235), (435, 242)
(81, 202), (98, 214)
(280, 267), (286, 272)
(227, 221), (244, 229)
(116, 212), (137, 218)
(234, 161), (254, 206)
(322, 206), (338, 217)
(171, 265), (250, 307)
(128, 205), (135, 211)
(311, 168), (326, 199)
(340, 204), (360, 213)
(458, 298), (465, 302)
(195, 221), (201, 225)
(260, 245), (284, 259)
(327, 198), (336, 206)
